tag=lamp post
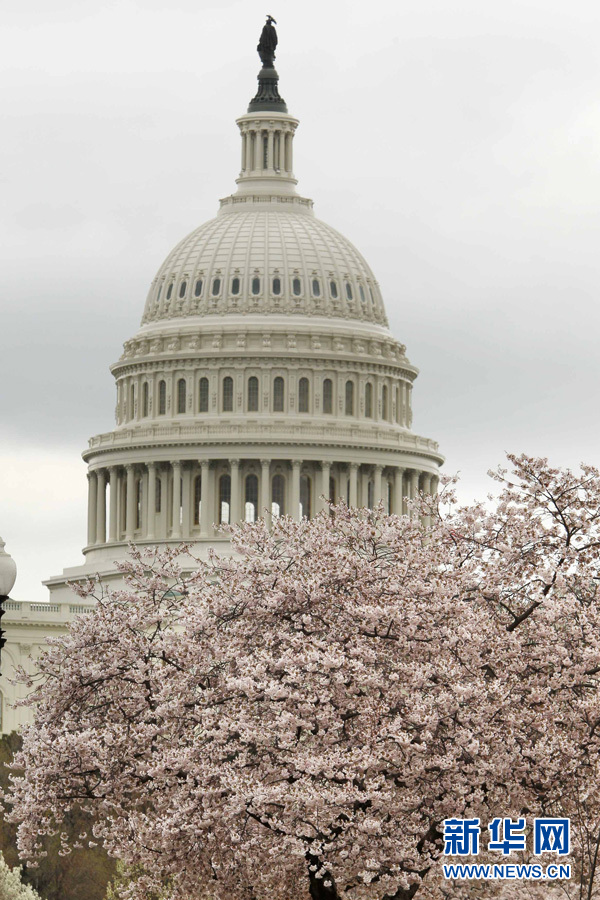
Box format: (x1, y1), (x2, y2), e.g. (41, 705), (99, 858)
(0, 538), (17, 675)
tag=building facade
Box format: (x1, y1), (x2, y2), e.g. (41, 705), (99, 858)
(1, 34), (443, 731)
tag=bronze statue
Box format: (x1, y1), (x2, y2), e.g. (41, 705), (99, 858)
(257, 15), (278, 68)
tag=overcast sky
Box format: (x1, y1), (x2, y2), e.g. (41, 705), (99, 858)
(2, 0), (600, 603)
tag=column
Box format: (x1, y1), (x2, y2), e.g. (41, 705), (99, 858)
(409, 469), (420, 517)
(171, 460), (182, 538)
(181, 464), (192, 536)
(87, 472), (97, 546)
(267, 129), (274, 170)
(200, 460), (211, 536)
(241, 129), (247, 172)
(146, 463), (156, 540)
(95, 469), (106, 544)
(349, 463), (359, 508)
(260, 459), (270, 518)
(254, 130), (261, 170)
(125, 464), (136, 540)
(291, 460), (301, 521)
(230, 459), (241, 524)
(393, 467), (405, 516)
(319, 461), (331, 514)
(109, 467), (118, 542)
(361, 468), (371, 508)
(373, 465), (384, 507)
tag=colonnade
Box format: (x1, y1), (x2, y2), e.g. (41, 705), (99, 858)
(239, 124), (295, 177)
(86, 459), (438, 548)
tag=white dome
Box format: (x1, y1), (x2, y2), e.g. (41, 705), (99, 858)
(141, 204), (388, 327)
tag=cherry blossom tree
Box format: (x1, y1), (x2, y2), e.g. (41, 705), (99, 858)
(0, 851), (41, 900)
(6, 455), (600, 900)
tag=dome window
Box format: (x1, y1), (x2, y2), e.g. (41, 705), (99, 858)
(323, 378), (333, 414)
(158, 380), (166, 415)
(330, 281), (338, 299)
(292, 277), (301, 296)
(142, 383), (149, 418)
(312, 279), (321, 297)
(177, 378), (186, 414)
(298, 377), (309, 413)
(166, 283), (174, 300)
(129, 384), (135, 420)
(382, 384), (389, 420)
(273, 376), (285, 412)
(199, 377), (209, 413)
(345, 380), (354, 416)
(365, 383), (373, 418)
(345, 282), (353, 301)
(272, 277), (281, 295)
(219, 474), (231, 524)
(247, 376), (259, 412)
(194, 475), (202, 525)
(212, 278), (221, 296)
(245, 474), (258, 523)
(272, 473), (285, 517)
(252, 277), (261, 295)
(359, 284), (366, 303)
(222, 376), (234, 412)
(300, 474), (312, 519)
(231, 277), (240, 295)
(194, 279), (203, 297)
(179, 281), (187, 299)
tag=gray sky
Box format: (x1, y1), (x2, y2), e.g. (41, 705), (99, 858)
(3, 0), (600, 603)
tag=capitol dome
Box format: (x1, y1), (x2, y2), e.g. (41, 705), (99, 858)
(43, 22), (444, 602)
(141, 207), (388, 327)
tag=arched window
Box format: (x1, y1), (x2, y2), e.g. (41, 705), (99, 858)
(179, 281), (187, 298)
(194, 278), (203, 297)
(167, 283), (173, 300)
(219, 474), (231, 524)
(312, 278), (321, 297)
(247, 376), (259, 412)
(365, 383), (373, 418)
(135, 479), (142, 529)
(382, 384), (389, 421)
(330, 281), (338, 299)
(292, 277), (301, 296)
(273, 376), (284, 412)
(345, 282), (353, 301)
(231, 277), (240, 295)
(199, 377), (209, 413)
(345, 380), (354, 416)
(298, 377), (309, 413)
(142, 382), (149, 418)
(177, 378), (186, 414)
(129, 384), (135, 420)
(222, 376), (234, 412)
(273, 276), (281, 295)
(252, 277), (260, 295)
(212, 278), (221, 296)
(155, 476), (162, 513)
(194, 474), (202, 525)
(245, 474), (258, 523)
(300, 475), (312, 520)
(323, 378), (333, 414)
(158, 380), (166, 415)
(272, 473), (285, 517)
